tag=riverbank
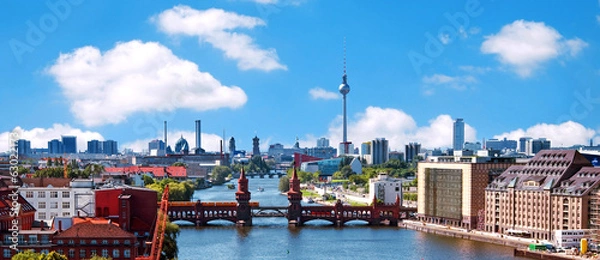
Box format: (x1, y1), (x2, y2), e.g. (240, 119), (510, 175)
(401, 220), (592, 259)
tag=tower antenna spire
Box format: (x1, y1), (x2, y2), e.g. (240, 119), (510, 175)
(343, 37), (347, 76)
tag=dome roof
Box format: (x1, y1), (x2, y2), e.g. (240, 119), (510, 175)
(339, 74), (350, 95)
(175, 135), (189, 153)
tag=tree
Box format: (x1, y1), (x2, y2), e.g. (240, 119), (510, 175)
(278, 176), (290, 192)
(161, 222), (180, 260)
(171, 162), (186, 167)
(340, 165), (354, 179)
(12, 250), (69, 260)
(146, 179), (195, 201)
(143, 175), (155, 186)
(211, 166), (232, 185)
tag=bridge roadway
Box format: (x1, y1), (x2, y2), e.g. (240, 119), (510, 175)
(165, 201), (416, 226)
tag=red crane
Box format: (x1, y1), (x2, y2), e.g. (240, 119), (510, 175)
(137, 185), (169, 260)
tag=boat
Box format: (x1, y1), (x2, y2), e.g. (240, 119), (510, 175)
(227, 184), (235, 189)
(303, 197), (314, 204)
(257, 187), (264, 192)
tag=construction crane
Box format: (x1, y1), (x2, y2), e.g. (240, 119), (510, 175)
(137, 185), (170, 260)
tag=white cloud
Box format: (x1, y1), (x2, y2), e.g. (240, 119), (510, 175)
(493, 121), (596, 147)
(0, 124), (104, 153)
(152, 5), (287, 71)
(481, 20), (587, 77)
(422, 74), (477, 93)
(324, 106), (476, 151)
(121, 130), (224, 153)
(439, 33), (451, 45)
(47, 40), (247, 127)
(309, 87), (339, 100)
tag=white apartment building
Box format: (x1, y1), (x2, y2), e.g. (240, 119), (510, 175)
(369, 173), (402, 205)
(554, 229), (593, 248)
(20, 180), (95, 222)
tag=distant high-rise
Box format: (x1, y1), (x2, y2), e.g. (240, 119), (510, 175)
(485, 138), (517, 151)
(317, 137), (330, 148)
(405, 142), (421, 163)
(464, 142), (481, 151)
(48, 139), (63, 154)
(252, 136), (260, 155)
(148, 139), (165, 156)
(102, 140), (118, 155)
(371, 138), (389, 165)
(17, 139), (31, 155)
(62, 136), (77, 154)
(519, 137), (533, 155)
(229, 137), (236, 154)
(87, 140), (102, 154)
(453, 118), (465, 151)
(531, 138), (551, 154)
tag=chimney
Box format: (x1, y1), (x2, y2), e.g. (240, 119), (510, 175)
(195, 120), (201, 151)
(58, 221), (62, 232)
(220, 140), (223, 160)
(164, 121), (168, 150)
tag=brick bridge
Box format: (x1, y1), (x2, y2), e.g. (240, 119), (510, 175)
(166, 168), (416, 226)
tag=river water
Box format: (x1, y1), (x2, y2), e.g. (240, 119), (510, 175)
(176, 177), (523, 260)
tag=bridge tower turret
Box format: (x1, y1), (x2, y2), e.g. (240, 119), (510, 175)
(236, 168), (252, 226)
(287, 167), (302, 226)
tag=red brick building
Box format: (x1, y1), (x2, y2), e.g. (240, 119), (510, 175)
(53, 220), (137, 260)
(95, 187), (158, 255)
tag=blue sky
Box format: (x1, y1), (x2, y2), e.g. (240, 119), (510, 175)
(2, 0), (600, 154)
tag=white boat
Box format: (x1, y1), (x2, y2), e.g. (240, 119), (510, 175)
(257, 187), (264, 192)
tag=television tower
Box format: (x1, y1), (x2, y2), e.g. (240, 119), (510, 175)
(339, 39), (351, 155)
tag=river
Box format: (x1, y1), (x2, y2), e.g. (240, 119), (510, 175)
(176, 177), (524, 260)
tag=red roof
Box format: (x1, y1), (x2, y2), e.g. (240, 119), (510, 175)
(105, 166), (186, 178)
(55, 221), (135, 239)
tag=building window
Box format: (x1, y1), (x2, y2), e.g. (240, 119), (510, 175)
(68, 249), (75, 259)
(3, 249), (11, 258)
(28, 235), (37, 244)
(57, 240), (63, 245)
(50, 202), (58, 209)
(41, 235), (49, 244)
(38, 191), (46, 198)
(68, 239), (74, 245)
(38, 212), (46, 219)
(102, 240), (108, 245)
(124, 249), (131, 258)
(113, 240), (120, 245)
(25, 191), (33, 198)
(62, 212), (71, 217)
(38, 202), (46, 209)
(90, 250), (97, 257)
(50, 191), (58, 198)
(91, 240), (97, 245)
(62, 191), (70, 198)
(57, 249), (64, 255)
(80, 239), (86, 245)
(102, 249), (108, 257)
(79, 249), (86, 258)
(62, 202), (70, 209)
(124, 240), (131, 245)
(113, 249), (120, 258)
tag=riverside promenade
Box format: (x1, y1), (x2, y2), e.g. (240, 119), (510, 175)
(401, 220), (589, 259)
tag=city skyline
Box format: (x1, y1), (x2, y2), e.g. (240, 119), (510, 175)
(2, 1), (600, 154)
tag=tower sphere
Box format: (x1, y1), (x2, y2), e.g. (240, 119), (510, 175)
(339, 82), (350, 95)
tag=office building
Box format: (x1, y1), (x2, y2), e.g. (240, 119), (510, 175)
(371, 138), (389, 165)
(20, 179), (95, 221)
(317, 138), (330, 148)
(87, 140), (102, 154)
(417, 160), (517, 230)
(464, 141), (481, 151)
(102, 140), (118, 155)
(148, 139), (165, 156)
(453, 118), (465, 151)
(485, 138), (518, 151)
(17, 139), (31, 155)
(48, 139), (63, 154)
(369, 173), (402, 205)
(62, 136), (77, 154)
(361, 142), (372, 164)
(532, 138), (551, 154)
(405, 143), (421, 163)
(519, 137), (533, 155)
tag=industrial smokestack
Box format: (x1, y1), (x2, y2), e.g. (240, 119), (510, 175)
(164, 121), (168, 151)
(220, 140), (223, 160)
(195, 120), (201, 151)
